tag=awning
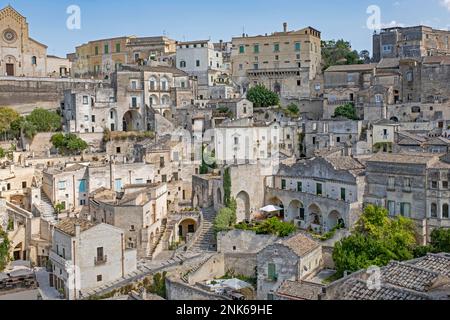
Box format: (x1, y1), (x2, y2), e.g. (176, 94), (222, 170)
(260, 205), (283, 213)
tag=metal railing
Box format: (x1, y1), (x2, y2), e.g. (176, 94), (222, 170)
(94, 255), (108, 266)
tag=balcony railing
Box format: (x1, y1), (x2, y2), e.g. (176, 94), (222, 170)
(129, 103), (141, 109)
(94, 255), (107, 266)
(49, 250), (69, 266)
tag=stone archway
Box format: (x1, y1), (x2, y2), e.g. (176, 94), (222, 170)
(216, 188), (223, 205)
(308, 203), (322, 228)
(122, 110), (142, 132)
(287, 200), (304, 222)
(178, 218), (198, 242)
(236, 191), (250, 222)
(328, 210), (343, 230)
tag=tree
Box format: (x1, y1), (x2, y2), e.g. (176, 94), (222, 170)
(214, 207), (236, 233)
(223, 168), (232, 207)
(332, 205), (417, 277)
(26, 108), (62, 132)
(51, 133), (88, 155)
(359, 50), (371, 64)
(0, 107), (20, 134)
(0, 226), (11, 272)
(322, 39), (364, 71)
(430, 229), (450, 253)
(333, 103), (358, 120)
(0, 147), (4, 158)
(286, 103), (300, 116)
(247, 85), (280, 108)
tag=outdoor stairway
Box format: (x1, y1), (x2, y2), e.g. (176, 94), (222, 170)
(181, 254), (215, 283)
(148, 220), (168, 259)
(38, 191), (57, 222)
(189, 207), (217, 253)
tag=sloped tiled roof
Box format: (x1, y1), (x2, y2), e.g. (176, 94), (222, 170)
(381, 262), (441, 292)
(275, 280), (322, 300)
(409, 254), (450, 277)
(281, 233), (321, 257)
(55, 218), (96, 236)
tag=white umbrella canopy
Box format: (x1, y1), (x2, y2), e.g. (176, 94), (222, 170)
(260, 205), (283, 213)
(222, 278), (252, 290)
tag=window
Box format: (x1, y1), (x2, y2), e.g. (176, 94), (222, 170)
(83, 96), (89, 105)
(116, 147), (121, 154)
(131, 97), (137, 108)
(267, 294), (274, 300)
(78, 179), (87, 193)
(80, 200), (86, 206)
(95, 46), (99, 55)
(115, 43), (120, 52)
(104, 44), (109, 54)
(97, 275), (102, 282)
(297, 182), (302, 192)
(196, 60), (200, 67)
(388, 177), (395, 190)
(431, 203), (438, 218)
(268, 263), (277, 281)
(115, 179), (123, 192)
(274, 43), (280, 52)
(297, 80), (301, 86)
(404, 178), (411, 191)
(254, 44), (259, 53)
(234, 137), (239, 145)
(432, 181), (438, 189)
(239, 45), (245, 54)
(180, 60), (186, 68)
(400, 203), (411, 217)
(160, 156), (165, 168)
(340, 188), (346, 201)
(388, 201), (396, 216)
(162, 175), (167, 183)
(281, 179), (287, 190)
(91, 115), (96, 123)
(443, 181), (449, 189)
(295, 42), (301, 51)
(406, 72), (413, 82)
(58, 181), (66, 190)
(149, 78), (156, 90)
(253, 63), (259, 70)
(443, 204), (449, 219)
(31, 56), (37, 65)
(316, 183), (323, 196)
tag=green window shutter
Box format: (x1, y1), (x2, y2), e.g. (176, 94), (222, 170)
(281, 179), (286, 190)
(268, 263), (276, 280)
(295, 42), (301, 51)
(254, 44), (259, 53)
(341, 188), (346, 201)
(116, 43), (121, 52)
(317, 183), (323, 196)
(239, 45), (245, 54)
(297, 182), (302, 192)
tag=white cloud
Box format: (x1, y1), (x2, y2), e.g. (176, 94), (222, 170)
(393, 1), (401, 6)
(441, 0), (450, 11)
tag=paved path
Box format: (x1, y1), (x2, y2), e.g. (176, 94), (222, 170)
(35, 268), (62, 300)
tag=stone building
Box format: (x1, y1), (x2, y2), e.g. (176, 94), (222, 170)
(42, 162), (156, 214)
(50, 218), (137, 300)
(373, 25), (450, 62)
(205, 98), (253, 120)
(256, 233), (322, 300)
(176, 40), (225, 90)
(303, 119), (363, 158)
(364, 153), (450, 244)
(265, 155), (365, 234)
(0, 5), (71, 77)
(231, 23), (322, 100)
(89, 183), (168, 259)
(71, 35), (176, 79)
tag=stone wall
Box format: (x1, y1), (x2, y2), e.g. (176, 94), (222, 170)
(224, 252), (257, 277)
(0, 77), (108, 114)
(166, 277), (227, 300)
(217, 229), (277, 254)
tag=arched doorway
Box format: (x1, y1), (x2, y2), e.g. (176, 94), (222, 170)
(309, 204), (322, 231)
(178, 218), (198, 242)
(236, 191), (250, 222)
(216, 188), (222, 205)
(274, 82), (281, 95)
(4, 55), (16, 76)
(13, 243), (23, 261)
(390, 117), (399, 123)
(122, 110), (142, 132)
(328, 210), (343, 230)
(287, 200), (304, 222)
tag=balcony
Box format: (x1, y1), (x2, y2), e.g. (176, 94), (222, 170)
(129, 103), (141, 110)
(94, 255), (108, 266)
(49, 250), (69, 266)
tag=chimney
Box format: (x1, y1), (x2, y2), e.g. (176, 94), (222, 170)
(283, 22), (288, 33)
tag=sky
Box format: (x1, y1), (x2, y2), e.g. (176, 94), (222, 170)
(1, 0), (450, 57)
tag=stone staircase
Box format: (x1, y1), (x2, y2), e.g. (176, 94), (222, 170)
(38, 191), (57, 223)
(181, 253), (215, 283)
(188, 207), (217, 253)
(148, 220), (167, 259)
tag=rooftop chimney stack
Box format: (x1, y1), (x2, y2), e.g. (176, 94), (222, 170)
(283, 22), (288, 33)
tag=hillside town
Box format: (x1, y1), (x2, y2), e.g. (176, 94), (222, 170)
(1, 4), (450, 302)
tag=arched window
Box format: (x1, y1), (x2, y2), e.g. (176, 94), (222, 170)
(150, 95), (159, 106)
(180, 61), (186, 68)
(31, 56), (37, 65)
(149, 77), (157, 91)
(443, 204), (449, 219)
(431, 203), (438, 218)
(161, 95), (170, 105)
(161, 77), (169, 91)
